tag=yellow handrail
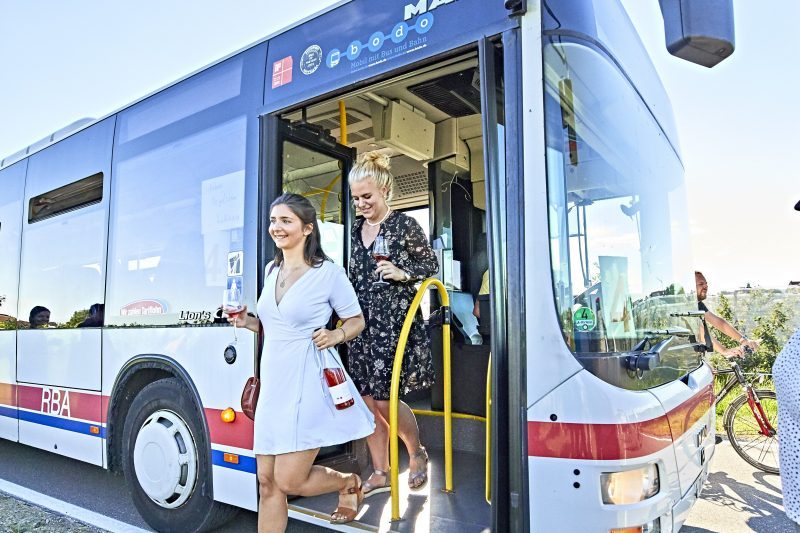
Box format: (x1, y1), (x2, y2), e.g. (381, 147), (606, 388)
(389, 278), (452, 521)
(485, 354), (492, 503)
(319, 100), (348, 221)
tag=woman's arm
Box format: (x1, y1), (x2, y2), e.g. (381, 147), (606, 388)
(312, 314), (365, 350)
(401, 218), (438, 280)
(227, 305), (260, 333)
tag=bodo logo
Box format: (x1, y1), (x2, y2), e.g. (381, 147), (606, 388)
(325, 0), (459, 69)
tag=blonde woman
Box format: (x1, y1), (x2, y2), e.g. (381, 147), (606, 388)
(347, 152), (438, 495)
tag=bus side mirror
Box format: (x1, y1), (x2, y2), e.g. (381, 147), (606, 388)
(658, 0), (735, 68)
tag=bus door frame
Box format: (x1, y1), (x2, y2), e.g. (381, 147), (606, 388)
(480, 29), (529, 533)
(258, 116), (360, 470)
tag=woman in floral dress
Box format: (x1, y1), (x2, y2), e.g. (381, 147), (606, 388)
(347, 152), (439, 496)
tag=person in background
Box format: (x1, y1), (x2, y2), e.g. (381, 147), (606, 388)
(28, 306), (50, 329)
(695, 271), (760, 358)
(77, 303), (104, 328)
(231, 194), (374, 530)
(773, 199), (800, 530)
(347, 151), (439, 496)
(473, 269), (489, 319)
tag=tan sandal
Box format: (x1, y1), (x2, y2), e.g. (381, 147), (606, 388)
(362, 468), (391, 498)
(408, 446), (429, 491)
(330, 474), (363, 524)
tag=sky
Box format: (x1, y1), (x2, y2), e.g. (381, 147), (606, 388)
(0, 0), (797, 292)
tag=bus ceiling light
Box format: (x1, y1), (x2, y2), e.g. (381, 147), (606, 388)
(220, 408), (236, 423)
(600, 464), (659, 505)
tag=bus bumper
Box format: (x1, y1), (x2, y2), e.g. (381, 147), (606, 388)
(672, 454), (712, 532)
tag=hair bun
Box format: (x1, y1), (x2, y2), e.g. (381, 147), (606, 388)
(358, 151), (391, 171)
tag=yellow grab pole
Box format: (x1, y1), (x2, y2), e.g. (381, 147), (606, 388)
(338, 100), (348, 145)
(319, 101), (348, 221)
(390, 278), (452, 520)
(485, 354), (492, 503)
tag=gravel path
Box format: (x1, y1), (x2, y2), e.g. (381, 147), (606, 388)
(0, 491), (106, 533)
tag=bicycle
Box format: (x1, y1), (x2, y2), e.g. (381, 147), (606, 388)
(714, 353), (779, 474)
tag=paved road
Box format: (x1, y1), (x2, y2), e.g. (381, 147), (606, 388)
(0, 439), (322, 532)
(0, 438), (794, 532)
(683, 440), (792, 532)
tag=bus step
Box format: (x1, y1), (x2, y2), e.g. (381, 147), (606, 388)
(288, 447), (490, 532)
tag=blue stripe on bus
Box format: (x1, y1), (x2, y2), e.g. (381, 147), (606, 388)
(0, 406), (17, 419)
(211, 449), (256, 473)
(18, 410), (106, 438)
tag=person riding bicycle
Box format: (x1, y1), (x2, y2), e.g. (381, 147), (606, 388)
(695, 271), (760, 359)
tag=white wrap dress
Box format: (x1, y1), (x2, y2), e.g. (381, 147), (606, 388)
(253, 260), (375, 455)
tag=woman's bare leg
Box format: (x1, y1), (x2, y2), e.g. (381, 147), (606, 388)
(374, 399), (425, 472)
(256, 455), (287, 533)
(272, 448), (360, 523)
(363, 395), (390, 469)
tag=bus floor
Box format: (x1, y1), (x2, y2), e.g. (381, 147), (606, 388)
(288, 440), (489, 531)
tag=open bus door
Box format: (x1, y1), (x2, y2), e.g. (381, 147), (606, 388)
(260, 116), (360, 473)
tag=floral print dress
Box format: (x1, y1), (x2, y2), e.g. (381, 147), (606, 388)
(347, 211), (439, 401)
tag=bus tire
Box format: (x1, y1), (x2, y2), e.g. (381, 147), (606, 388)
(121, 377), (238, 532)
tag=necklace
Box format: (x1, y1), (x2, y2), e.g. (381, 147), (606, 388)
(365, 207), (391, 227)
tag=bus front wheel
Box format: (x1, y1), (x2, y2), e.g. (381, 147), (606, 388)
(121, 377), (238, 532)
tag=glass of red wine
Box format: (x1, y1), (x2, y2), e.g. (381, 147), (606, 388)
(372, 234), (390, 289)
(223, 285), (243, 344)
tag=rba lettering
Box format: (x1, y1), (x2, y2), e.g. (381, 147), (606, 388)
(41, 387), (71, 417)
(404, 0), (457, 21)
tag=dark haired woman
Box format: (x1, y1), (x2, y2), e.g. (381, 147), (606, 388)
(232, 194), (374, 531)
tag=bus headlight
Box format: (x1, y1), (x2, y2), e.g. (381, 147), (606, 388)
(600, 464), (659, 504)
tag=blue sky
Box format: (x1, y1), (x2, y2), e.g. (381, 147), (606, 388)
(0, 0), (796, 291)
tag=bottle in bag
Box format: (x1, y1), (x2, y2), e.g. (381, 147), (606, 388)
(323, 350), (354, 410)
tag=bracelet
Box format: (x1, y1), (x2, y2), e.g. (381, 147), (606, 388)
(337, 327), (347, 344)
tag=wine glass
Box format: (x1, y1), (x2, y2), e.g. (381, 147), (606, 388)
(372, 235), (390, 289)
(223, 284), (243, 344)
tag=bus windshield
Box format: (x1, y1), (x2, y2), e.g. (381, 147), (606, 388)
(543, 38), (702, 389)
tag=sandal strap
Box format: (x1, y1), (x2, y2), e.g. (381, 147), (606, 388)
(372, 468), (389, 477)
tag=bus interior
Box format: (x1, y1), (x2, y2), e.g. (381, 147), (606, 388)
(272, 50), (498, 530)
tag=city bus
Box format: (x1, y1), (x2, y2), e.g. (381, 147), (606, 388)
(0, 0), (735, 531)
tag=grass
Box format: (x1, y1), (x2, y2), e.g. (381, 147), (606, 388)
(713, 373), (776, 434)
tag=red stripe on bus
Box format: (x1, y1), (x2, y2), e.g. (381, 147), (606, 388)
(17, 384), (103, 422)
(205, 408), (254, 450)
(0, 383), (16, 406)
(528, 384), (714, 460)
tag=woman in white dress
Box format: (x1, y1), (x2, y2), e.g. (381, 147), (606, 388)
(775, 330), (800, 529)
(231, 194), (375, 532)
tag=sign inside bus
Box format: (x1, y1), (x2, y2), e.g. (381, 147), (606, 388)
(265, 0), (512, 110)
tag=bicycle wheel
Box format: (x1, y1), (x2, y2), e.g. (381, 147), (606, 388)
(724, 390), (779, 474)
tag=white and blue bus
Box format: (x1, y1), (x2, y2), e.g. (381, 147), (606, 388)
(0, 0), (734, 531)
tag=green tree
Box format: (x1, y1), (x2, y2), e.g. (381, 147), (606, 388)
(61, 309), (90, 329)
(711, 290), (794, 373)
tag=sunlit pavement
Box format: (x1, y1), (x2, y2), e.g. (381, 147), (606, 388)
(683, 441), (792, 532)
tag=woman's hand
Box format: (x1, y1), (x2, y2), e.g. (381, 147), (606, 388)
(375, 260), (409, 282)
(722, 345), (745, 359)
(312, 328), (341, 350)
(226, 305), (259, 332)
(740, 337), (760, 352)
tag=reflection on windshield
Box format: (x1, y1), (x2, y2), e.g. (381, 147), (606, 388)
(544, 40), (700, 388)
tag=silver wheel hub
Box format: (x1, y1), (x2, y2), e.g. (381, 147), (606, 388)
(133, 409), (198, 509)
